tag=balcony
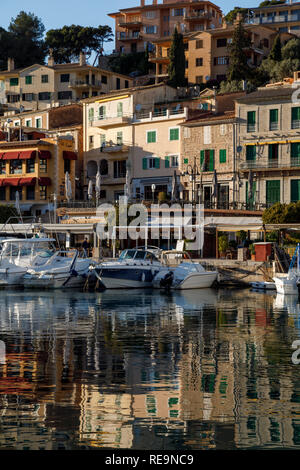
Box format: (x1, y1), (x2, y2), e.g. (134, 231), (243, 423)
(184, 10), (212, 21)
(240, 158), (300, 171)
(246, 13), (300, 25)
(100, 141), (130, 153)
(69, 79), (102, 89)
(118, 20), (142, 28)
(117, 32), (142, 41)
(91, 114), (132, 128)
(149, 52), (170, 63)
(134, 107), (188, 122)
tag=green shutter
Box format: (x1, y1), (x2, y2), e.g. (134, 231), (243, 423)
(270, 109), (278, 123)
(268, 144), (278, 162)
(25, 76), (32, 85)
(246, 145), (256, 161)
(184, 158), (188, 164)
(142, 158), (148, 170)
(170, 128), (179, 141)
(117, 102), (123, 117)
(247, 111), (256, 124)
(291, 142), (300, 165)
(200, 150), (205, 168)
(291, 180), (300, 202)
(219, 149), (226, 163)
(209, 150), (214, 171)
(147, 131), (156, 143)
(266, 180), (280, 205)
(10, 77), (18, 86)
(155, 158), (160, 169)
(165, 156), (170, 168)
(292, 107), (300, 121)
(88, 108), (94, 121)
(246, 181), (256, 208)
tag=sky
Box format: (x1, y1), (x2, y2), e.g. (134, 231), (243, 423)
(0, 0), (258, 53)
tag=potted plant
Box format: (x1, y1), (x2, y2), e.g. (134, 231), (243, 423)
(249, 243), (256, 260)
(218, 235), (229, 258)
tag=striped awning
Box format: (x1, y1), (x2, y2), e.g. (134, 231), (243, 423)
(2, 178), (20, 186)
(3, 152), (20, 160)
(19, 177), (37, 186)
(19, 150), (36, 160)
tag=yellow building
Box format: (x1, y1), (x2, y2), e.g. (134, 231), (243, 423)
(0, 136), (77, 217)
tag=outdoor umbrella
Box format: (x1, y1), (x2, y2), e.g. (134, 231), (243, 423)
(95, 170), (101, 204)
(15, 190), (20, 214)
(65, 171), (72, 202)
(248, 169), (253, 202)
(124, 168), (130, 200)
(87, 179), (93, 200)
(212, 169), (218, 199)
(171, 170), (178, 201)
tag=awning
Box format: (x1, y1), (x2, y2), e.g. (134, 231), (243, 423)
(38, 150), (51, 160)
(2, 178), (20, 186)
(38, 177), (51, 186)
(19, 150), (36, 160)
(63, 151), (77, 160)
(204, 216), (263, 232)
(19, 177), (36, 186)
(3, 152), (20, 160)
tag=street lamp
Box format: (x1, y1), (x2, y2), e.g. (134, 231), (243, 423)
(183, 163), (202, 204)
(151, 183), (156, 203)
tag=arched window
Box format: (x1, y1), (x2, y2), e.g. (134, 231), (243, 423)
(87, 160), (98, 178)
(100, 159), (108, 175)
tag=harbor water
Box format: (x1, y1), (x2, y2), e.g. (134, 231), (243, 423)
(0, 287), (300, 450)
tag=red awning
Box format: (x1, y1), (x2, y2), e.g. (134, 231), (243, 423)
(38, 150), (51, 160)
(0, 153), (6, 160)
(19, 150), (36, 160)
(2, 178), (20, 186)
(19, 177), (36, 186)
(3, 152), (20, 160)
(63, 151), (77, 161)
(38, 177), (51, 186)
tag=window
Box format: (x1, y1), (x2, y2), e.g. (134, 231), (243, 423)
(291, 180), (300, 202)
(200, 149), (214, 171)
(64, 159), (71, 173)
(196, 58), (203, 66)
(7, 94), (20, 103)
(89, 135), (94, 149)
(39, 159), (47, 173)
(10, 77), (19, 86)
(99, 106), (106, 120)
(247, 111), (256, 132)
(22, 93), (34, 101)
(38, 92), (51, 100)
(173, 8), (184, 16)
(144, 26), (157, 34)
(60, 74), (70, 83)
(25, 76), (32, 85)
(270, 109), (279, 130)
(117, 132), (123, 145)
(214, 56), (229, 65)
(220, 124), (227, 135)
(88, 108), (94, 122)
(145, 11), (156, 18)
(246, 181), (256, 209)
(196, 76), (203, 84)
(246, 145), (256, 161)
(0, 161), (6, 175)
(165, 155), (179, 168)
(266, 180), (280, 206)
(204, 126), (211, 144)
(26, 186), (35, 200)
(117, 102), (123, 117)
(35, 118), (42, 128)
(26, 159), (35, 173)
(169, 128), (179, 141)
(147, 130), (156, 143)
(292, 107), (300, 129)
(9, 160), (22, 175)
(58, 91), (72, 100)
(219, 149), (226, 163)
(116, 78), (121, 90)
(41, 74), (48, 83)
(268, 144), (278, 166)
(39, 186), (47, 200)
(100, 134), (106, 146)
(196, 39), (203, 49)
(10, 187), (22, 201)
(101, 75), (107, 84)
(113, 160), (126, 178)
(291, 142), (300, 165)
(143, 157), (160, 170)
(217, 38), (227, 47)
(0, 187), (5, 201)
(125, 80), (129, 89)
(25, 119), (32, 127)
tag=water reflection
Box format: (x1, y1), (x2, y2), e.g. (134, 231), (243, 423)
(0, 288), (299, 449)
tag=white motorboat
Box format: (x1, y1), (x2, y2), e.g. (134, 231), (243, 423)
(152, 251), (218, 290)
(0, 237), (56, 286)
(24, 250), (91, 289)
(92, 247), (163, 289)
(250, 281), (276, 290)
(274, 244), (300, 295)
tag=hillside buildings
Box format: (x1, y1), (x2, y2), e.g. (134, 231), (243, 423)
(245, 0), (300, 36)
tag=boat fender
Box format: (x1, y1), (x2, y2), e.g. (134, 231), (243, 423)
(160, 271), (174, 290)
(141, 272), (145, 282)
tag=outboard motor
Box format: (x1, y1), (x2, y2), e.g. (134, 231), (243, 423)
(159, 271), (174, 290)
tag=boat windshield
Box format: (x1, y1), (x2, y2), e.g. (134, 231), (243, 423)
(1, 241), (55, 259)
(119, 250), (137, 260)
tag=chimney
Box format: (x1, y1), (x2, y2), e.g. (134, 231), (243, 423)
(48, 49), (55, 67)
(79, 52), (86, 66)
(7, 58), (15, 72)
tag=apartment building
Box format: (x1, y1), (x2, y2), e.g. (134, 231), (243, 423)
(82, 83), (178, 203)
(150, 22), (293, 84)
(245, 0), (300, 36)
(236, 74), (300, 209)
(0, 54), (133, 115)
(109, 0), (223, 54)
(0, 135), (77, 216)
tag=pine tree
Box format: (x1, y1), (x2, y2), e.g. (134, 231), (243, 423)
(226, 21), (252, 82)
(269, 35), (282, 62)
(168, 28), (186, 87)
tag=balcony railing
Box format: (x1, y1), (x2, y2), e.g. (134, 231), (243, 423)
(117, 32), (142, 40)
(270, 122), (279, 131)
(247, 124), (256, 133)
(184, 10), (212, 20)
(246, 13), (300, 25)
(240, 158), (300, 170)
(69, 79), (102, 88)
(292, 120), (300, 129)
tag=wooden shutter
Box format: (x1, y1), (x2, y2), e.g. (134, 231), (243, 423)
(266, 180), (280, 205)
(142, 158), (148, 170)
(155, 158), (160, 169)
(209, 150), (214, 171)
(291, 180), (300, 202)
(219, 149), (226, 163)
(165, 156), (170, 168)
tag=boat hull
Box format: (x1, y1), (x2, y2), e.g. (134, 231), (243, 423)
(24, 273), (88, 289)
(175, 272), (218, 289)
(95, 266), (161, 289)
(0, 269), (27, 287)
(274, 276), (298, 295)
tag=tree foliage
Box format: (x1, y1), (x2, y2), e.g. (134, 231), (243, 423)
(168, 28), (186, 88)
(45, 25), (113, 64)
(259, 37), (300, 82)
(262, 202), (300, 224)
(226, 21), (253, 82)
(224, 7), (253, 24)
(259, 0), (285, 6)
(108, 50), (150, 76)
(269, 34), (282, 62)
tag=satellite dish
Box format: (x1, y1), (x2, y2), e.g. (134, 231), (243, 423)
(205, 76), (210, 81)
